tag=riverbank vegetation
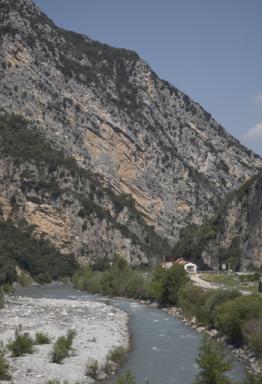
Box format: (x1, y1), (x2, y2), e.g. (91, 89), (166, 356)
(72, 255), (189, 303)
(35, 331), (51, 345)
(73, 258), (262, 363)
(193, 336), (262, 384)
(8, 325), (34, 357)
(0, 344), (11, 381)
(193, 336), (233, 384)
(51, 329), (76, 364)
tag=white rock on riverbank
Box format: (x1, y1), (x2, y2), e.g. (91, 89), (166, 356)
(0, 296), (129, 384)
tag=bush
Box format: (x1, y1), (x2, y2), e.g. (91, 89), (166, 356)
(0, 343), (11, 381)
(239, 273), (260, 283)
(150, 264), (189, 305)
(85, 359), (99, 379)
(203, 289), (241, 327)
(72, 260), (153, 301)
(17, 271), (33, 287)
(214, 294), (262, 347)
(243, 319), (262, 358)
(8, 325), (34, 357)
(178, 284), (211, 324)
(193, 336), (233, 384)
(35, 331), (51, 345)
(51, 329), (76, 363)
(107, 346), (127, 366)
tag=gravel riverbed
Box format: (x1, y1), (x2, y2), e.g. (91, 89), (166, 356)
(0, 296), (129, 384)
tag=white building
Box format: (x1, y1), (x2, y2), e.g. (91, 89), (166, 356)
(184, 262), (197, 274)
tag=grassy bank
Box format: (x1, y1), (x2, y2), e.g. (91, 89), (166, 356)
(200, 272), (260, 292)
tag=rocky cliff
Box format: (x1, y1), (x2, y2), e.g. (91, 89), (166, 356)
(0, 115), (169, 266)
(173, 171), (262, 269)
(0, 0), (261, 266)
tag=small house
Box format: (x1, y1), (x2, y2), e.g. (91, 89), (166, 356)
(184, 262), (197, 274)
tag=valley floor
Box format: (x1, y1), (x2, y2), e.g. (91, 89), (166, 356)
(0, 296), (129, 384)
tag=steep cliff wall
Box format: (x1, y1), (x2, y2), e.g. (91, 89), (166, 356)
(0, 115), (169, 266)
(0, 0), (261, 245)
(173, 172), (262, 270)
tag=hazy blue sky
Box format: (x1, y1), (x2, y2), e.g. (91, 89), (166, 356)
(34, 0), (262, 155)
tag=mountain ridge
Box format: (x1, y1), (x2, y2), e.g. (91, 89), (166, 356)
(0, 0), (261, 267)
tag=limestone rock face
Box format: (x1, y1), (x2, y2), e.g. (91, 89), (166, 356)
(0, 131), (168, 266)
(0, 0), (261, 265)
(173, 171), (262, 270)
(201, 171), (262, 269)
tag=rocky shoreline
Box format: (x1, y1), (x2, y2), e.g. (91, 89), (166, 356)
(0, 296), (129, 384)
(162, 306), (262, 375)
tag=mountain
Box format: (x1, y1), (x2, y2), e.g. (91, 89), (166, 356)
(173, 170), (262, 270)
(0, 0), (261, 267)
(0, 114), (169, 267)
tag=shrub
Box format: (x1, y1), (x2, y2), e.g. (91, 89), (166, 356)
(17, 271), (33, 287)
(72, 262), (153, 301)
(8, 325), (34, 356)
(150, 264), (189, 305)
(0, 343), (11, 381)
(178, 284), (211, 324)
(51, 329), (76, 363)
(193, 336), (233, 384)
(85, 359), (99, 379)
(203, 289), (241, 327)
(239, 273), (260, 283)
(214, 294), (262, 347)
(107, 346), (127, 366)
(2, 284), (14, 294)
(243, 319), (262, 358)
(35, 332), (51, 345)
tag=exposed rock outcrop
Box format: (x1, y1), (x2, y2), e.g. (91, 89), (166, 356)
(173, 171), (262, 269)
(0, 115), (169, 266)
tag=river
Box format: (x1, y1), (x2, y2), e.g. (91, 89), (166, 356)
(14, 284), (246, 384)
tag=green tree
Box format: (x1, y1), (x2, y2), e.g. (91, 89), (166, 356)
(193, 336), (233, 384)
(204, 289), (241, 327)
(215, 294), (262, 347)
(150, 264), (189, 305)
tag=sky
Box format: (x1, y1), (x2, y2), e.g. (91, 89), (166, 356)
(34, 0), (262, 155)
